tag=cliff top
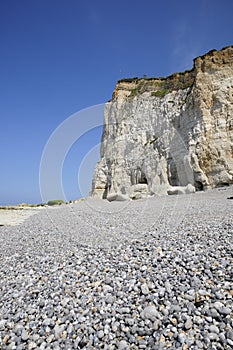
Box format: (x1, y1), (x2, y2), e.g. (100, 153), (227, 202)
(112, 45), (233, 100)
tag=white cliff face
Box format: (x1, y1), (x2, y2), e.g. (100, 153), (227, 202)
(92, 46), (233, 200)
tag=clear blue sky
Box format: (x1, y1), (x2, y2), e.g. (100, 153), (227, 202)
(0, 0), (232, 205)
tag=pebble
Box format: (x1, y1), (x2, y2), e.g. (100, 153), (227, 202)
(118, 339), (129, 349)
(0, 320), (6, 331)
(119, 307), (131, 314)
(21, 330), (29, 341)
(0, 188), (232, 349)
(227, 339), (233, 347)
(208, 308), (220, 318)
(28, 342), (37, 350)
(227, 329), (233, 341)
(209, 325), (219, 334)
(141, 283), (150, 295)
(178, 333), (186, 344)
(97, 330), (105, 339)
(208, 332), (218, 341)
(219, 306), (231, 315)
(184, 318), (192, 330)
(142, 306), (160, 320)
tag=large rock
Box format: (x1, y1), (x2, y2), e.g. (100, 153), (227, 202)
(167, 184), (196, 196)
(92, 46), (233, 200)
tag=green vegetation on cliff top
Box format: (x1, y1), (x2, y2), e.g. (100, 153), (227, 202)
(117, 69), (195, 98)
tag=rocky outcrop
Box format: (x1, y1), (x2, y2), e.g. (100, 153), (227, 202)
(92, 46), (233, 200)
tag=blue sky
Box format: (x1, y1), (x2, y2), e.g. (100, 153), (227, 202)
(0, 0), (232, 205)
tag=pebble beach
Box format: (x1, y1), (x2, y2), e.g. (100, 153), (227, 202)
(0, 187), (232, 349)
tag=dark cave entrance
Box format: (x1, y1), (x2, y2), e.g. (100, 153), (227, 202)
(131, 168), (148, 186)
(195, 181), (204, 191)
(138, 174), (148, 184)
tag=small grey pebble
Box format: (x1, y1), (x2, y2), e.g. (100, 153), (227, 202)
(209, 325), (219, 334)
(184, 318), (192, 330)
(208, 332), (218, 341)
(213, 302), (223, 310)
(118, 340), (129, 349)
(97, 330), (105, 339)
(141, 283), (149, 295)
(177, 333), (186, 344)
(119, 307), (131, 314)
(21, 330), (29, 341)
(219, 306), (231, 315)
(227, 339), (233, 347)
(208, 308), (219, 318)
(140, 265), (147, 272)
(227, 329), (233, 341)
(28, 342), (37, 350)
(142, 305), (159, 320)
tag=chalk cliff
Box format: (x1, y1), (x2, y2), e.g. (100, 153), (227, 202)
(92, 46), (233, 200)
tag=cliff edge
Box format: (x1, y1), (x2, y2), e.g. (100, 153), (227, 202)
(92, 46), (233, 200)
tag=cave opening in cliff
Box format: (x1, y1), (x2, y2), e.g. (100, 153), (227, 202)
(194, 181), (204, 191)
(138, 174), (148, 184)
(131, 168), (148, 185)
(102, 187), (108, 199)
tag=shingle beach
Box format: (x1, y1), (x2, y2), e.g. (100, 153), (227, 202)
(0, 188), (232, 349)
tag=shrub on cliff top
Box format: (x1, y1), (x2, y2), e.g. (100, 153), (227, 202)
(47, 200), (65, 206)
(118, 77), (139, 83)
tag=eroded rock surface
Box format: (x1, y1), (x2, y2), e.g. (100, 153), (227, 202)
(92, 46), (233, 199)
